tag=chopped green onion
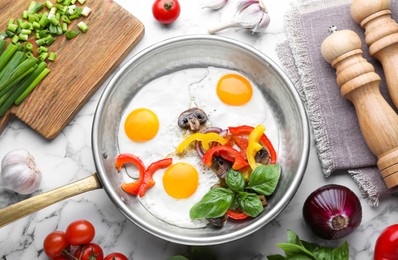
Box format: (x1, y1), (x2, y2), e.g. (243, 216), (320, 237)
(7, 23), (18, 32)
(0, 62), (47, 115)
(78, 0), (85, 4)
(7, 19), (15, 26)
(0, 43), (18, 72)
(48, 52), (56, 61)
(32, 21), (41, 29)
(22, 10), (28, 19)
(45, 0), (53, 9)
(11, 35), (19, 44)
(81, 6), (91, 17)
(39, 52), (48, 61)
(28, 2), (44, 14)
(21, 29), (32, 35)
(39, 14), (50, 27)
(25, 42), (34, 52)
(61, 14), (71, 24)
(65, 30), (80, 39)
(37, 46), (48, 53)
(78, 21), (88, 33)
(61, 23), (68, 32)
(15, 68), (50, 105)
(18, 34), (28, 41)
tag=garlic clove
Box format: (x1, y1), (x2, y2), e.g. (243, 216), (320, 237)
(202, 0), (228, 10)
(0, 148), (42, 195)
(208, 0), (270, 34)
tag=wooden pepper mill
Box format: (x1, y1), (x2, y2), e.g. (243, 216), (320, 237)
(321, 28), (398, 189)
(351, 0), (398, 109)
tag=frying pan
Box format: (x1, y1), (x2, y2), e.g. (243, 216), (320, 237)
(0, 35), (310, 245)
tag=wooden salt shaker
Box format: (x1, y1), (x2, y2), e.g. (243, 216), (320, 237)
(351, 0), (398, 109)
(321, 28), (398, 189)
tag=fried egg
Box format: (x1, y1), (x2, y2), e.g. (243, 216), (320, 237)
(138, 154), (219, 229)
(189, 67), (267, 129)
(117, 66), (275, 229)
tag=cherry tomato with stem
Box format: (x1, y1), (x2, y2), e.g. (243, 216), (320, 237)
(74, 243), (104, 260)
(104, 252), (129, 260)
(374, 224), (398, 260)
(43, 231), (69, 259)
(66, 219), (95, 246)
(152, 0), (181, 25)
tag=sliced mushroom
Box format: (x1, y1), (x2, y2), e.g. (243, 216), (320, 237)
(212, 155), (232, 180)
(207, 215), (227, 228)
(255, 147), (270, 165)
(178, 108), (208, 132)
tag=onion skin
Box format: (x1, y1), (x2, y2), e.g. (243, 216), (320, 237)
(302, 184), (362, 240)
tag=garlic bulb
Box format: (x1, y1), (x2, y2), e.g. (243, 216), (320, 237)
(202, 0), (228, 10)
(0, 149), (42, 194)
(208, 0), (270, 34)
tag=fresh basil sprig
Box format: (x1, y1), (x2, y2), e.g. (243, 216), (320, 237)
(190, 164), (281, 220)
(248, 164), (281, 196)
(236, 192), (263, 217)
(267, 230), (349, 260)
(190, 187), (234, 219)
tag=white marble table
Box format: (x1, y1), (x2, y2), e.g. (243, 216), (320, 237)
(0, 0), (397, 259)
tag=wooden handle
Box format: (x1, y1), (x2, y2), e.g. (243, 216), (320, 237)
(351, 0), (398, 109)
(0, 174), (102, 228)
(321, 29), (398, 189)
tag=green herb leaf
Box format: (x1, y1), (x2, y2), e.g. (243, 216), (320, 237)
(268, 230), (350, 260)
(190, 187), (234, 219)
(236, 191), (263, 217)
(248, 164), (281, 195)
(226, 169), (245, 192)
(277, 243), (316, 259)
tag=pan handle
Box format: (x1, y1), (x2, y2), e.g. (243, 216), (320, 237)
(0, 174), (102, 228)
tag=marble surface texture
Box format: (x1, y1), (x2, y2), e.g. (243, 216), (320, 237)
(0, 0), (397, 259)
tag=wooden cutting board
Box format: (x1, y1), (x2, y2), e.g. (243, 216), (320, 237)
(0, 0), (144, 139)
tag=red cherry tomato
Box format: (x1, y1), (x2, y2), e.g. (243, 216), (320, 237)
(104, 252), (129, 260)
(66, 219), (95, 246)
(374, 224), (398, 260)
(43, 231), (69, 259)
(74, 243), (104, 260)
(152, 0), (181, 25)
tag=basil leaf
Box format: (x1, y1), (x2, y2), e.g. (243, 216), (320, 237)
(236, 191), (264, 217)
(226, 169), (245, 192)
(190, 187), (234, 219)
(248, 164), (281, 195)
(276, 243), (316, 259)
(287, 229), (305, 247)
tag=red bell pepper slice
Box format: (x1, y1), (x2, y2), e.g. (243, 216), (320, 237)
(226, 209), (249, 220)
(203, 145), (249, 170)
(232, 135), (248, 159)
(115, 153), (146, 196)
(228, 125), (277, 164)
(138, 158), (173, 197)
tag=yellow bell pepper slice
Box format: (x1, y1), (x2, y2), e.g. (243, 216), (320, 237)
(176, 132), (227, 154)
(247, 124), (266, 170)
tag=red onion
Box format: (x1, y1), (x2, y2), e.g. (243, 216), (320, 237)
(195, 127), (224, 158)
(302, 184), (362, 240)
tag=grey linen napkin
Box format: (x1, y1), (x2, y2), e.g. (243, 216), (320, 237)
(276, 0), (398, 206)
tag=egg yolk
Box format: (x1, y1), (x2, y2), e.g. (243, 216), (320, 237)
(124, 108), (159, 142)
(163, 162), (199, 199)
(216, 74), (253, 106)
